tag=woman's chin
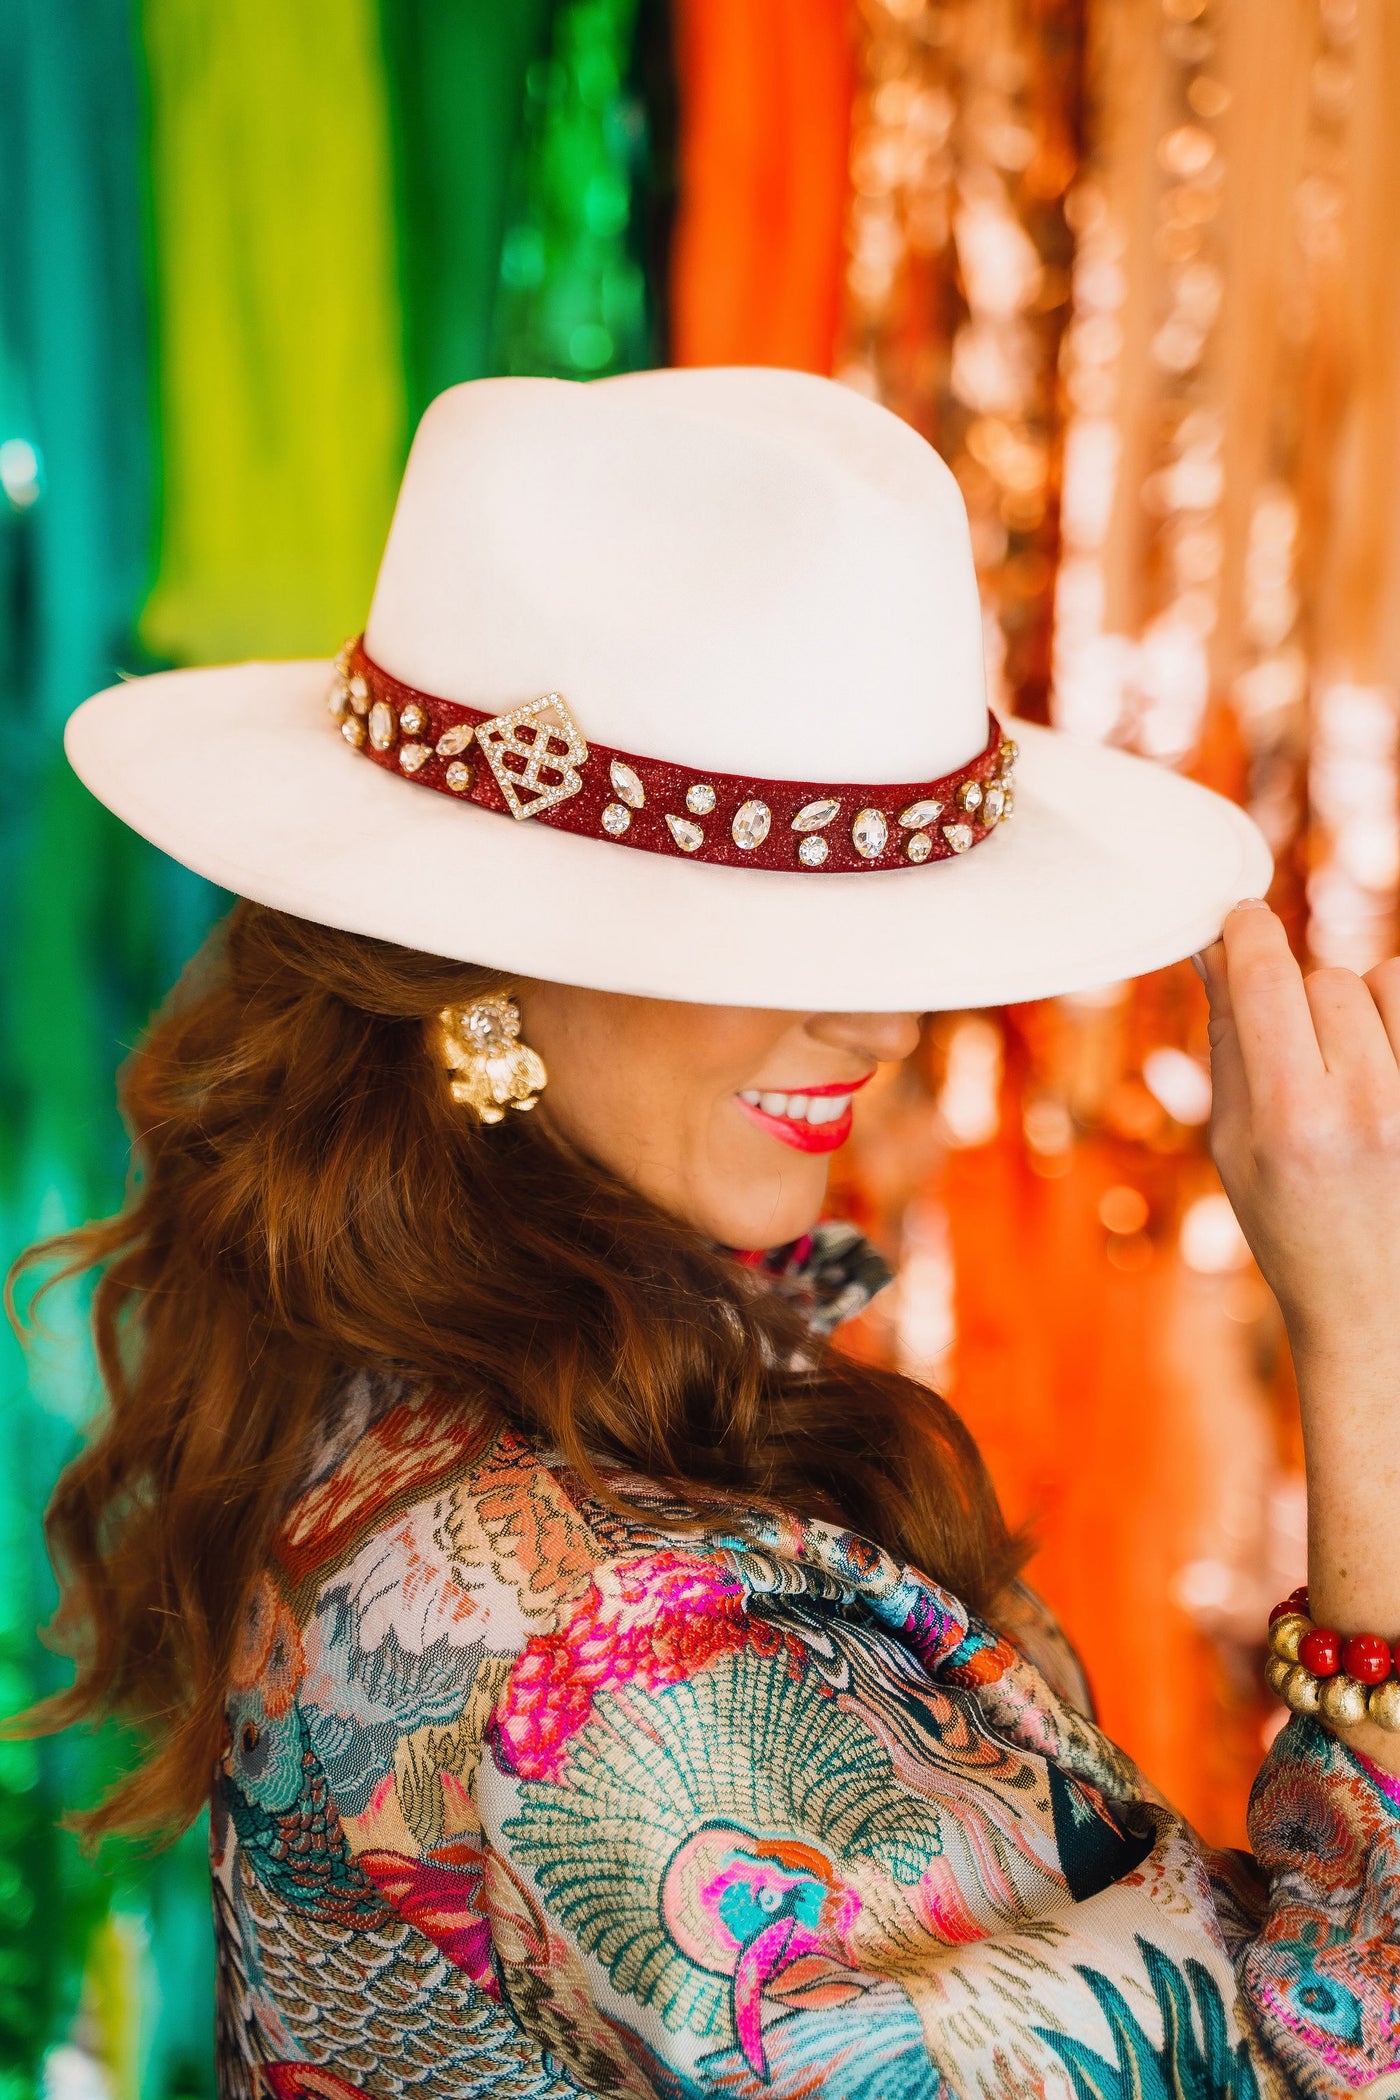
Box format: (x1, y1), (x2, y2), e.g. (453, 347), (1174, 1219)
(697, 1163), (830, 1255)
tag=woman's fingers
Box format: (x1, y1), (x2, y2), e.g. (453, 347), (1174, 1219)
(1305, 964), (1400, 1086)
(1195, 936), (1250, 1141)
(1218, 901), (1325, 1110)
(1363, 955), (1400, 1068)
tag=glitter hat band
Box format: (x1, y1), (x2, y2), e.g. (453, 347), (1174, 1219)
(333, 640), (1016, 874)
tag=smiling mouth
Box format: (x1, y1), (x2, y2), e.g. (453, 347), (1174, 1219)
(733, 1075), (872, 1154)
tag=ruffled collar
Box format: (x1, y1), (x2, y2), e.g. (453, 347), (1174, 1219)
(734, 1221), (893, 1337)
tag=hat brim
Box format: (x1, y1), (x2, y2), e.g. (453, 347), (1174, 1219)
(66, 660), (1271, 1011)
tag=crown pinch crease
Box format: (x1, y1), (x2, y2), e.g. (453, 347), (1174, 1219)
(331, 639), (1016, 875)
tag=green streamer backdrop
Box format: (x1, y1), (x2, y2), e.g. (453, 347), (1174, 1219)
(0, 3), (668, 2091)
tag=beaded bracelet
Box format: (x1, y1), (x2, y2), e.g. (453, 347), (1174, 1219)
(1266, 1587), (1400, 1730)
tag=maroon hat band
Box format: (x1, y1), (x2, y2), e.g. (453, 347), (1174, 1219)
(328, 639), (1016, 875)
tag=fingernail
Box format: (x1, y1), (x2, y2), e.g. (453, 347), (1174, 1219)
(1189, 951), (1207, 980)
(1231, 897), (1270, 912)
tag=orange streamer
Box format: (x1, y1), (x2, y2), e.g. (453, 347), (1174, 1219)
(669, 0), (853, 372)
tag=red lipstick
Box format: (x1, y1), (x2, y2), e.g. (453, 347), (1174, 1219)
(732, 1072), (873, 1155)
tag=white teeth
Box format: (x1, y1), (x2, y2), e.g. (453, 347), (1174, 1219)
(739, 1090), (761, 1105)
(806, 1094), (851, 1125)
(740, 1089), (853, 1125)
(759, 1092), (789, 1117)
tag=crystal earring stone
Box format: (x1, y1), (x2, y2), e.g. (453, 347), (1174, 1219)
(686, 782), (717, 815)
(666, 814), (704, 852)
(797, 835), (829, 867)
(609, 759), (645, 808)
(851, 808), (888, 858)
(732, 801), (772, 851)
(601, 801), (632, 836)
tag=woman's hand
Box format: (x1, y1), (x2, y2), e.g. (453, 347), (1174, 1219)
(1199, 900), (1400, 1765)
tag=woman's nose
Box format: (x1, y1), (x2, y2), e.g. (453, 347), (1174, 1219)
(807, 1009), (922, 1065)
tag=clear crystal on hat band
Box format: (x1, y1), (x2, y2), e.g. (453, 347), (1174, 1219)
(1000, 738), (1019, 769)
(436, 722), (474, 757)
(798, 835), (829, 867)
(1000, 785), (1016, 819)
(942, 822), (974, 854)
(327, 676), (351, 718)
(686, 782), (717, 815)
(609, 759), (645, 809)
(666, 813), (704, 853)
(957, 779), (984, 814)
(851, 808), (888, 859)
(341, 715), (366, 749)
(905, 830), (933, 863)
(348, 674), (370, 715)
(445, 760), (473, 794)
(368, 700), (397, 750)
(400, 701), (427, 737)
(897, 798), (943, 829)
(982, 780), (1006, 824)
(399, 742), (431, 774)
(792, 798), (840, 832)
(732, 800), (772, 851)
(601, 801), (632, 836)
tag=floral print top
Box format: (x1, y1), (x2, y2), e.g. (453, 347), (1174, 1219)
(214, 1229), (1400, 2100)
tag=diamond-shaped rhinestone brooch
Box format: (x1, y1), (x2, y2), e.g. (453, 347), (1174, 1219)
(475, 694), (590, 820)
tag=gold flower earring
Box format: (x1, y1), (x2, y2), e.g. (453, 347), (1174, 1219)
(439, 994), (547, 1124)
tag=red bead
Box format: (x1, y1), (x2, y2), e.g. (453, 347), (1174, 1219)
(1288, 1585), (1310, 1610)
(1298, 1627), (1341, 1678)
(1342, 1632), (1392, 1685)
(1268, 1598), (1299, 1626)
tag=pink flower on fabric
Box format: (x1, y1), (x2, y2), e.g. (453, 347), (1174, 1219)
(357, 1838), (497, 1991)
(490, 1551), (777, 1784)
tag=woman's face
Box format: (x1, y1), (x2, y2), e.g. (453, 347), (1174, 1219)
(518, 982), (921, 1249)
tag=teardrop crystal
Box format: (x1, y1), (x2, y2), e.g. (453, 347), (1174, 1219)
(610, 759), (646, 808)
(898, 798), (943, 829)
(732, 800), (772, 851)
(791, 798), (840, 832)
(666, 813), (704, 853)
(942, 822), (974, 855)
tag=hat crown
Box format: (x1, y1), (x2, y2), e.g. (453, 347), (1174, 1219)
(365, 368), (987, 783)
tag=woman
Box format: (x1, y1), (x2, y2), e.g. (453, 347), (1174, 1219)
(25, 369), (1400, 2098)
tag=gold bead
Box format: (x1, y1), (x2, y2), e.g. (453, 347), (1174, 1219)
(1264, 1654), (1293, 1698)
(1268, 1612), (1311, 1664)
(1319, 1673), (1370, 1728)
(1368, 1679), (1400, 1731)
(1283, 1663), (1321, 1714)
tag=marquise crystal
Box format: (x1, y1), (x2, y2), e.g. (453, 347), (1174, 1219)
(957, 779), (984, 814)
(792, 798), (840, 832)
(398, 742), (432, 774)
(898, 798), (943, 829)
(942, 822), (974, 854)
(609, 759), (646, 809)
(601, 801), (632, 836)
(436, 723), (474, 757)
(686, 782), (717, 815)
(367, 700), (397, 751)
(327, 676), (351, 718)
(905, 830), (933, 863)
(797, 835), (829, 868)
(851, 808), (888, 859)
(445, 760), (473, 794)
(732, 800), (772, 851)
(666, 813), (705, 853)
(982, 781), (1006, 824)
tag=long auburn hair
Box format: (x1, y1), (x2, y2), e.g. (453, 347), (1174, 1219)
(12, 900), (1024, 1841)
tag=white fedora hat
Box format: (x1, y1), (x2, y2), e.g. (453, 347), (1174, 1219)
(66, 367), (1268, 1011)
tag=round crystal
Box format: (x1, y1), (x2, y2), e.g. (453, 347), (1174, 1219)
(851, 808), (888, 859)
(327, 676), (351, 718)
(957, 779), (984, 813)
(399, 742), (431, 774)
(732, 800), (772, 851)
(792, 798), (840, 832)
(609, 759), (646, 808)
(347, 674), (370, 714)
(686, 782), (717, 815)
(445, 760), (473, 794)
(905, 830), (933, 863)
(464, 999), (518, 1051)
(666, 813), (704, 853)
(942, 822), (974, 854)
(340, 715), (366, 748)
(897, 798), (943, 829)
(400, 702), (427, 736)
(601, 801), (632, 836)
(798, 835), (829, 868)
(436, 722), (474, 757)
(368, 701), (397, 750)
(982, 781), (1006, 824)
